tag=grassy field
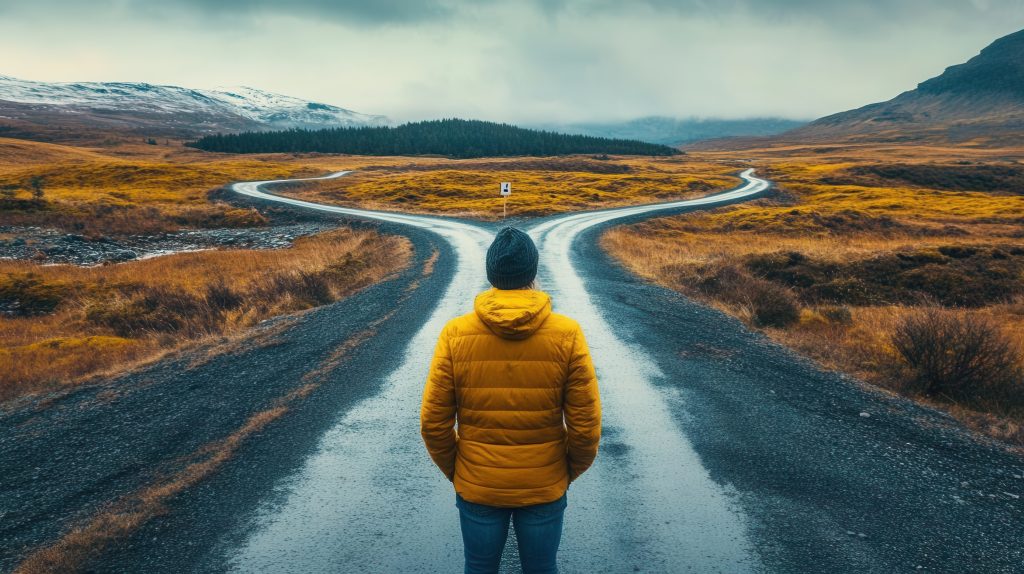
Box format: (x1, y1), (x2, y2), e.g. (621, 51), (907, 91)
(604, 142), (1024, 447)
(1, 139), (739, 230)
(1, 140), (741, 403)
(0, 139), (449, 236)
(275, 156), (740, 219)
(0, 228), (410, 402)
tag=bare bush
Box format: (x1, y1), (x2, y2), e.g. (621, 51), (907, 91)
(85, 286), (218, 337)
(820, 305), (854, 326)
(694, 264), (800, 328)
(204, 279), (243, 311)
(892, 308), (1023, 407)
(749, 283), (801, 328)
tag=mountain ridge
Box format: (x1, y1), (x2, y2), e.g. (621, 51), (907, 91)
(786, 28), (1024, 145)
(0, 75), (388, 142)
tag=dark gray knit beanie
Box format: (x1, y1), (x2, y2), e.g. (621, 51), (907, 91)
(486, 227), (539, 289)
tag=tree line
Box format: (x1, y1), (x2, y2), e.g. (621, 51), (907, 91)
(186, 119), (682, 158)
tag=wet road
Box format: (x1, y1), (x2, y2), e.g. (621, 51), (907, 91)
(211, 170), (1024, 573)
(225, 170), (770, 573)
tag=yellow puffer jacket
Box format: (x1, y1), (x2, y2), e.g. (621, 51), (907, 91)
(421, 288), (601, 507)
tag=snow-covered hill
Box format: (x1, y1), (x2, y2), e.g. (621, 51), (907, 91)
(202, 85), (388, 130)
(0, 75), (388, 137)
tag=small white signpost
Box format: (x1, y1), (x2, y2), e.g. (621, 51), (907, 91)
(500, 182), (511, 219)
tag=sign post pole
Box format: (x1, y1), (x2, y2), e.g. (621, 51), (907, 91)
(499, 182), (511, 221)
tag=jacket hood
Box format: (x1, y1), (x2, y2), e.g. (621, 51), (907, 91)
(474, 288), (552, 340)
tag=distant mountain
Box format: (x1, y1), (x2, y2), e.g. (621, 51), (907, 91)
(0, 75), (388, 142)
(538, 117), (807, 146)
(789, 29), (1024, 145)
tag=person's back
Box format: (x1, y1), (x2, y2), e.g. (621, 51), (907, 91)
(421, 227), (601, 574)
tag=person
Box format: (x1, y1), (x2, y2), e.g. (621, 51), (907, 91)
(421, 226), (601, 574)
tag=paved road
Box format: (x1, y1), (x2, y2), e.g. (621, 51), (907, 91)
(2, 169), (1022, 573)
(221, 168), (1024, 573)
(224, 171), (769, 573)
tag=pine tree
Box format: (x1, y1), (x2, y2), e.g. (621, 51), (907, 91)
(185, 119), (681, 158)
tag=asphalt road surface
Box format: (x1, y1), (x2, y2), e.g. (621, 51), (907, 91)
(1, 170), (1021, 574)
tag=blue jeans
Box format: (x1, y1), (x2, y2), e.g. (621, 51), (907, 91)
(456, 493), (567, 574)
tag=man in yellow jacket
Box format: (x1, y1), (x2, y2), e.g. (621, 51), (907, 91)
(421, 226), (601, 574)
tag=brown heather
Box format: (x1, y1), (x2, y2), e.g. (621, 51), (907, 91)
(0, 228), (410, 402)
(603, 142), (1024, 447)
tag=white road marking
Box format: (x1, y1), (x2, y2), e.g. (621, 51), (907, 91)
(223, 169), (769, 572)
(528, 169), (769, 572)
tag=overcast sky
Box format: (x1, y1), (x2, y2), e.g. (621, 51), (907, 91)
(0, 0), (1022, 123)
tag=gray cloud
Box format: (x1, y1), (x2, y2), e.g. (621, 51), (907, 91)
(6, 0), (1023, 26)
(146, 0), (457, 25)
(0, 0), (1022, 123)
(555, 0), (1024, 21)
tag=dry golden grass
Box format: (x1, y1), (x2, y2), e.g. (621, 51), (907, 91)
(605, 142), (1024, 447)
(0, 142), (741, 401)
(0, 139), (306, 200)
(0, 139), (438, 235)
(0, 227), (410, 402)
(277, 155), (740, 219)
(1, 140), (741, 234)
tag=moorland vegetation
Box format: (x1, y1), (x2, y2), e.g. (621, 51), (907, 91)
(604, 143), (1024, 446)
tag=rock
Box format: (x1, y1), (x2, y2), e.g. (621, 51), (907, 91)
(109, 249), (139, 262)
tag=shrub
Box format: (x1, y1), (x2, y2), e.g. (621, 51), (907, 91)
(820, 305), (854, 326)
(221, 208), (269, 228)
(694, 264), (800, 328)
(282, 271), (334, 306)
(0, 273), (70, 315)
(749, 282), (801, 328)
(323, 253), (368, 279)
(798, 309), (830, 328)
(204, 279), (244, 311)
(86, 286), (215, 337)
(251, 270), (334, 309)
(693, 264), (754, 302)
(892, 308), (1023, 406)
